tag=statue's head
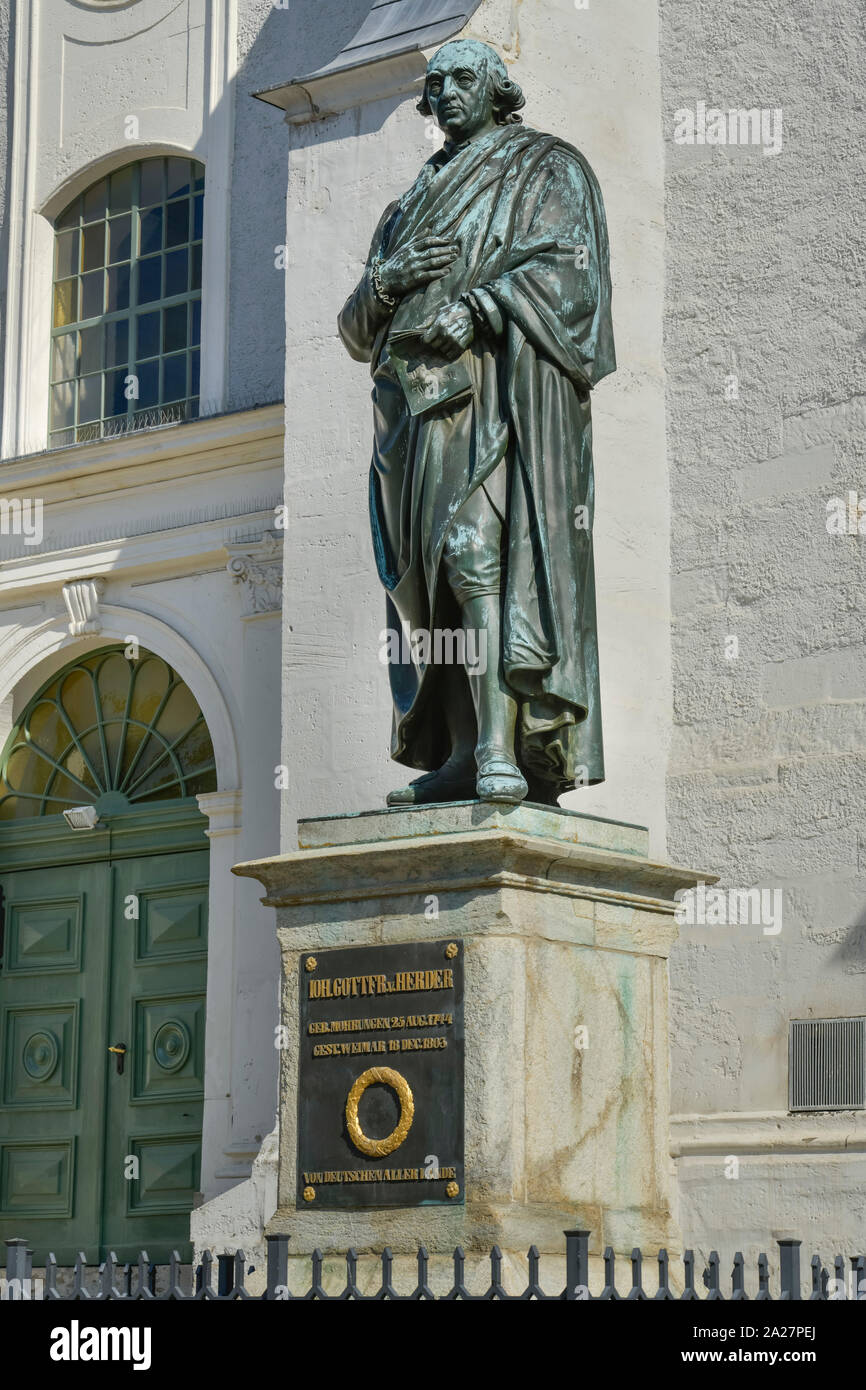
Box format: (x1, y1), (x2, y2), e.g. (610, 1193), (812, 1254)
(417, 39), (525, 142)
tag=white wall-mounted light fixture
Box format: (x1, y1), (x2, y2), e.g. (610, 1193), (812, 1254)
(62, 806), (101, 831)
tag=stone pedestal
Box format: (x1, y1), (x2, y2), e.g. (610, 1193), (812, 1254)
(233, 802), (705, 1288)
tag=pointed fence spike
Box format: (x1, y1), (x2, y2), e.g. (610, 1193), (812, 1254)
(602, 1246), (618, 1300)
(654, 1248), (673, 1300)
(167, 1251), (181, 1299)
(490, 1245), (504, 1299)
(705, 1250), (723, 1300)
(627, 1247), (646, 1300)
(527, 1245), (542, 1299)
(311, 1248), (324, 1300)
(731, 1251), (748, 1300)
(346, 1246), (358, 1299)
(198, 1248), (213, 1296)
(380, 1247), (395, 1300)
(99, 1252), (117, 1299)
(451, 1246), (468, 1301)
(416, 1244), (433, 1300)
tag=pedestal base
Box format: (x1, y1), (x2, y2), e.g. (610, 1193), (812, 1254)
(234, 802), (706, 1264)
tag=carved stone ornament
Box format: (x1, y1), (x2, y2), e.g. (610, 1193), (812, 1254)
(225, 532), (283, 616)
(62, 578), (107, 637)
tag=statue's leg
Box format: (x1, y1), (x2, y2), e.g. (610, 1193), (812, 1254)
(460, 593), (527, 803)
(440, 660), (478, 769)
(441, 483), (528, 805)
(385, 650), (477, 806)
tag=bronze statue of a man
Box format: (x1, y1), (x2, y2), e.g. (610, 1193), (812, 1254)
(338, 39), (615, 807)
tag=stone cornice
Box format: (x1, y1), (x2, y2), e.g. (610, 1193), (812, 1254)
(234, 829), (711, 917)
(0, 403), (284, 502)
(0, 508), (281, 596)
(671, 1109), (866, 1157)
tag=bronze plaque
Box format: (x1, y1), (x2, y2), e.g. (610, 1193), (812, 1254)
(297, 939), (464, 1209)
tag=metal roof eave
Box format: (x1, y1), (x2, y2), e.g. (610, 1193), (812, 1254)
(252, 0), (484, 117)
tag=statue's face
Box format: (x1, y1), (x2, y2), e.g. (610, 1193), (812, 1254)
(425, 49), (496, 143)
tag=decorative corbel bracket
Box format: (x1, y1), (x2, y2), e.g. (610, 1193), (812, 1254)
(62, 577), (106, 636)
(225, 531), (284, 617)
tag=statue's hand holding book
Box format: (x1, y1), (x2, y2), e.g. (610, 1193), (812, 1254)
(387, 321), (474, 416)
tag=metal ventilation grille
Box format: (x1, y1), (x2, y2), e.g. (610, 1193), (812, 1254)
(789, 1018), (866, 1111)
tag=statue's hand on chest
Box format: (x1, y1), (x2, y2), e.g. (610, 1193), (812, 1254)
(377, 235), (461, 300)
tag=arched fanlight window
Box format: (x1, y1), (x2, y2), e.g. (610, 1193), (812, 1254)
(50, 157), (204, 448)
(0, 648), (217, 820)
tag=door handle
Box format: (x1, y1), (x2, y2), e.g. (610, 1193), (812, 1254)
(108, 1043), (127, 1075)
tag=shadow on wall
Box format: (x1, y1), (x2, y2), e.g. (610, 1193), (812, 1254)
(834, 912), (866, 971)
(225, 0), (375, 412)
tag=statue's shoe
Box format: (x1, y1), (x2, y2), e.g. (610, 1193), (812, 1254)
(476, 757), (529, 805)
(386, 762), (476, 807)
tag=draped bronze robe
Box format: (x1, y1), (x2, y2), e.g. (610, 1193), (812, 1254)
(338, 124), (616, 800)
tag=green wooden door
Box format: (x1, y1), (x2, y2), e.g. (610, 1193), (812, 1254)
(0, 862), (112, 1265)
(101, 848), (208, 1263)
(0, 808), (209, 1264)
(0, 647), (218, 1262)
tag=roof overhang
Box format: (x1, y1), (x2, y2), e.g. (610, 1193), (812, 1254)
(253, 0), (484, 124)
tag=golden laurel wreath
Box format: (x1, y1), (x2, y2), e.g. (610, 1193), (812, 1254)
(345, 1066), (414, 1158)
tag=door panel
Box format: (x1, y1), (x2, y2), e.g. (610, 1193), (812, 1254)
(0, 830), (209, 1264)
(0, 865), (111, 1263)
(101, 852), (208, 1261)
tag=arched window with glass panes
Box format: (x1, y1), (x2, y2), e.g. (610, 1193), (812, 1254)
(50, 157), (204, 448)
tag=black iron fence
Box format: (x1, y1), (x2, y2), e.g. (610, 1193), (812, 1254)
(3, 1231), (865, 1300)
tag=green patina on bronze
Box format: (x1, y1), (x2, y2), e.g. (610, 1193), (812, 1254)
(339, 39), (615, 807)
